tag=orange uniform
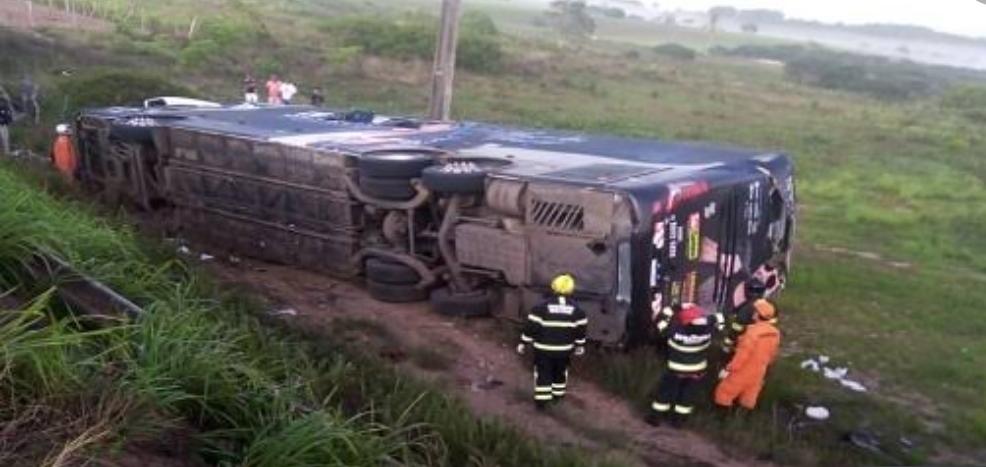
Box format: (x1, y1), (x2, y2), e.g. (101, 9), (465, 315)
(714, 304), (780, 410)
(52, 134), (78, 180)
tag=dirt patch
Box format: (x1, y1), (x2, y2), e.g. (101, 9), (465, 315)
(0, 2), (110, 32)
(206, 258), (767, 467)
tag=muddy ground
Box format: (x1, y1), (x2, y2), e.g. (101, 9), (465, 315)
(205, 256), (766, 467)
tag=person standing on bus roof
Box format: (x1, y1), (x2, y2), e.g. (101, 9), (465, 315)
(243, 74), (259, 104)
(265, 74), (282, 105)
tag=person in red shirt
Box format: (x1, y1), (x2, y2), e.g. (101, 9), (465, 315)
(265, 74), (282, 105)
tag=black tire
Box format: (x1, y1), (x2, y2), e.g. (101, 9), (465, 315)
(421, 164), (488, 194)
(365, 257), (420, 285)
(359, 175), (416, 200)
(367, 278), (428, 303)
(430, 287), (492, 318)
(358, 152), (435, 178)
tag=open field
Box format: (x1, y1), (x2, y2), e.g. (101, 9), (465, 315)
(2, 0), (986, 464)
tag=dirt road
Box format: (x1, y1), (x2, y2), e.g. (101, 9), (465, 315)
(208, 259), (765, 467)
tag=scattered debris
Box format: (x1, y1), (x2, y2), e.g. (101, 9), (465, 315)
(805, 406), (830, 420)
(800, 358), (821, 372)
(840, 379), (868, 393)
(844, 430), (883, 454)
(229, 255), (242, 264)
(199, 253), (214, 261)
(801, 355), (868, 393)
(177, 245), (191, 255)
(823, 366), (848, 380)
(270, 308), (298, 317)
(472, 376), (505, 392)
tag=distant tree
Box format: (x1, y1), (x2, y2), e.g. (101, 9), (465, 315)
(545, 0), (596, 40)
(653, 43), (697, 61)
(737, 9), (785, 23)
(708, 6), (738, 18)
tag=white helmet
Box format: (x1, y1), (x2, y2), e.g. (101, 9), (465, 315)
(55, 123), (71, 135)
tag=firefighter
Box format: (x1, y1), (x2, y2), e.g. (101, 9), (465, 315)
(51, 124), (79, 180)
(714, 299), (780, 412)
(722, 278), (768, 354)
(517, 273), (588, 410)
(648, 303), (724, 428)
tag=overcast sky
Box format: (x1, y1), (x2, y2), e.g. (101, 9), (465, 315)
(656, 0), (986, 38)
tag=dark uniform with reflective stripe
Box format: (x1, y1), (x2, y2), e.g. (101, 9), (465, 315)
(651, 307), (724, 424)
(521, 296), (588, 408)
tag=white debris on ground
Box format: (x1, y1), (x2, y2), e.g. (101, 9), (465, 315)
(177, 245), (191, 255)
(800, 354), (868, 393)
(199, 253), (214, 261)
(270, 308), (298, 317)
(806, 406), (830, 420)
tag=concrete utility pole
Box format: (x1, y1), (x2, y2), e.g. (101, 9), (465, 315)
(428, 0), (462, 121)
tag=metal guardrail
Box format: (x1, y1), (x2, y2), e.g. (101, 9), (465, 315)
(23, 252), (144, 319)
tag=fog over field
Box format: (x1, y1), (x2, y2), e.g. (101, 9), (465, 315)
(500, 0), (986, 70)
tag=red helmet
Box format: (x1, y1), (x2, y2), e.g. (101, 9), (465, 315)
(678, 303), (704, 325)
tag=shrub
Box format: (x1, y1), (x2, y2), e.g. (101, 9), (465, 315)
(941, 85), (986, 122)
(653, 43), (697, 61)
(179, 39), (222, 69)
(54, 70), (195, 113)
(713, 44), (986, 101)
(322, 16), (504, 73)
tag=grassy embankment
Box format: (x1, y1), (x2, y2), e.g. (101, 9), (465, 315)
(4, 0), (986, 464)
(0, 163), (617, 465)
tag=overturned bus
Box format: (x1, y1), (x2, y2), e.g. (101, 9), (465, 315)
(73, 104), (795, 347)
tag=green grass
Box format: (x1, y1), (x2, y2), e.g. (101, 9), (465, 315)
(0, 164), (614, 466)
(4, 0), (986, 463)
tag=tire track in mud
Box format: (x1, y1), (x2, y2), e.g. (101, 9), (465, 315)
(208, 260), (765, 467)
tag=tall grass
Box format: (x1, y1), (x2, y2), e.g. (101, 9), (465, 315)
(0, 164), (606, 466)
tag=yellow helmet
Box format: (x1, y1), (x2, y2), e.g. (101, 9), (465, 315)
(551, 274), (575, 296)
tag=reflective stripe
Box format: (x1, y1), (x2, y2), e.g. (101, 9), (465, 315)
(575, 318), (588, 326)
(674, 405), (694, 415)
(551, 383), (567, 388)
(520, 335), (533, 343)
(535, 386), (552, 393)
(552, 390), (566, 396)
(661, 307), (674, 317)
(731, 322), (745, 331)
(668, 360), (707, 372)
(540, 320), (581, 328)
(527, 314), (543, 323)
(535, 394), (554, 401)
(652, 402), (671, 412)
(657, 320), (669, 331)
(533, 342), (575, 352)
(574, 339), (586, 345)
(714, 313), (725, 323)
(668, 339), (711, 353)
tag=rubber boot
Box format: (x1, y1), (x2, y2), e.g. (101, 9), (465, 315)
(670, 413), (686, 429)
(716, 404), (733, 422)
